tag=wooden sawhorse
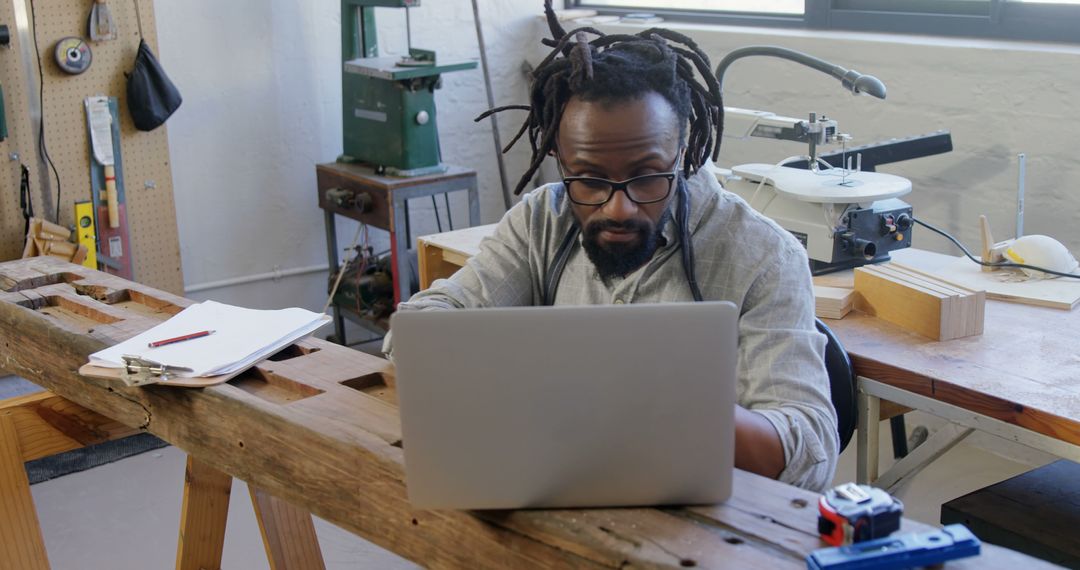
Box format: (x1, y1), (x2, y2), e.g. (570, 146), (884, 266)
(0, 390), (325, 570)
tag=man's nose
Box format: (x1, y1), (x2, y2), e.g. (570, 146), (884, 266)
(601, 189), (638, 221)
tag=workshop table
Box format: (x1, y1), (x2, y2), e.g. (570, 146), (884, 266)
(824, 248), (1080, 490)
(0, 257), (1053, 569)
(416, 226), (1080, 494)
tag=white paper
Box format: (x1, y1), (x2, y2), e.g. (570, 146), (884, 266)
(89, 301), (331, 377)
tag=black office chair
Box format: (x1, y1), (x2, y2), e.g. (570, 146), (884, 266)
(815, 318), (857, 453)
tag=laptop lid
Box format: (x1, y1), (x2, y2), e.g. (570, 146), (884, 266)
(391, 301), (737, 509)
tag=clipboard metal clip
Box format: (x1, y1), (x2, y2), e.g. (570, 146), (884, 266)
(121, 355), (194, 386)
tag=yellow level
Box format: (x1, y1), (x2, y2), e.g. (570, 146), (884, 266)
(74, 201), (97, 270)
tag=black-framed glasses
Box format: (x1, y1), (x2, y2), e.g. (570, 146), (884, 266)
(558, 150), (684, 206)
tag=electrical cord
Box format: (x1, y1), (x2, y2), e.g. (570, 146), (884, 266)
(430, 195), (442, 233)
(29, 0), (63, 224)
(19, 165), (33, 246)
(912, 216), (1080, 280)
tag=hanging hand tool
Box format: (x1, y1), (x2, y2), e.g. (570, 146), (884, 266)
(74, 200), (98, 269)
(87, 96), (119, 228)
(88, 0), (117, 41)
(84, 96), (132, 279)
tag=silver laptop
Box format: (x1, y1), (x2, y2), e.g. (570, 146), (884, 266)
(391, 301), (738, 510)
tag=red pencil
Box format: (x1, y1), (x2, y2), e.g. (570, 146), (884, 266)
(148, 330), (215, 348)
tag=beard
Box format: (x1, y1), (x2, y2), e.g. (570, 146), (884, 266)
(581, 209), (671, 280)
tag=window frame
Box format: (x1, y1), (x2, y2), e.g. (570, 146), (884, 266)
(568, 0), (1080, 44)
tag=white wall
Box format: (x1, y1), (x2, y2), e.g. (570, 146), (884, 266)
(592, 22), (1080, 257)
(156, 4), (1080, 318)
(154, 0), (538, 320)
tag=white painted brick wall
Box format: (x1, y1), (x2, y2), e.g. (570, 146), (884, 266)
(157, 5), (1080, 310)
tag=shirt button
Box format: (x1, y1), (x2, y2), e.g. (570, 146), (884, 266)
(614, 298), (624, 304)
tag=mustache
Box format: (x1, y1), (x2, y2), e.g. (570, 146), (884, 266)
(583, 218), (651, 236)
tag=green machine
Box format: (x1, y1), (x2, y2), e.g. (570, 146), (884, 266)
(340, 0), (476, 176)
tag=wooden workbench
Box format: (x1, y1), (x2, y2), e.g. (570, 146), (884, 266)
(826, 249), (1080, 488)
(0, 257), (1053, 568)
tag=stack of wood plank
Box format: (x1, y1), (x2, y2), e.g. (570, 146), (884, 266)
(854, 262), (985, 341)
(814, 285), (856, 319)
(21, 218), (88, 265)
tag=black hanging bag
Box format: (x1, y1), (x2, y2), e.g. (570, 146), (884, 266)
(126, 2), (181, 131)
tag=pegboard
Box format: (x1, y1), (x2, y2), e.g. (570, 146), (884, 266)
(0, 0), (183, 294)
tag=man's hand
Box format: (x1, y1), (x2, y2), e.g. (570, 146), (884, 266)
(734, 406), (785, 479)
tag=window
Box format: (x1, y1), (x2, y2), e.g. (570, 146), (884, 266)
(571, 0), (1080, 43)
(583, 0), (803, 15)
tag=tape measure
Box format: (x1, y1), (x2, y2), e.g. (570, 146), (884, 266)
(817, 482), (903, 547)
(54, 37), (92, 75)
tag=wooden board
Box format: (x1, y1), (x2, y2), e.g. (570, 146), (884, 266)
(900, 253), (1080, 310)
(854, 263), (984, 341)
(0, 256), (1053, 569)
(0, 0), (182, 294)
(813, 285), (854, 319)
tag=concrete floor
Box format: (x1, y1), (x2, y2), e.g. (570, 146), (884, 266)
(30, 445), (418, 570)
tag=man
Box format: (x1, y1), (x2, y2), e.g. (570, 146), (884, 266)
(386, 5), (838, 491)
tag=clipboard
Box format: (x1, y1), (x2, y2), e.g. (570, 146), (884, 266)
(78, 357), (244, 388)
(77, 301), (331, 388)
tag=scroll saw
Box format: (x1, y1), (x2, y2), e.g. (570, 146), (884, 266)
(711, 47), (950, 275)
(713, 108), (916, 275)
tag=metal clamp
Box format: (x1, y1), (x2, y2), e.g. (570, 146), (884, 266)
(120, 355), (193, 386)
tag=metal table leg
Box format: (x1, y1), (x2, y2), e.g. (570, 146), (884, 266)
(467, 176), (481, 227)
(856, 381), (881, 485)
(392, 196), (411, 306)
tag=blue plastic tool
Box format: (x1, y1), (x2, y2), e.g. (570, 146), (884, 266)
(806, 524), (980, 570)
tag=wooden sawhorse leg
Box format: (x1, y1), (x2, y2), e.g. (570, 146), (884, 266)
(250, 486), (325, 569)
(176, 455), (232, 570)
(0, 413), (50, 570)
(176, 455), (326, 570)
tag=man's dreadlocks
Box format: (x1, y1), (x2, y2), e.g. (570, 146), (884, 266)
(476, 0), (724, 196)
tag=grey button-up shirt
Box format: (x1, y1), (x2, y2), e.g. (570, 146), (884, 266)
(387, 166), (838, 491)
